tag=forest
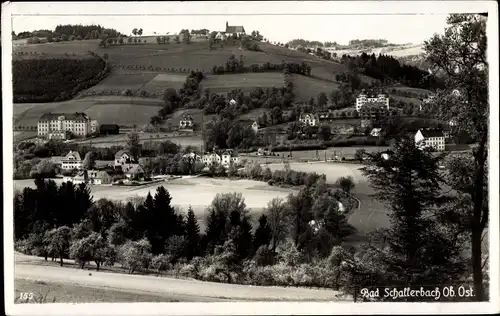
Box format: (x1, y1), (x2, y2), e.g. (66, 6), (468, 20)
(340, 53), (444, 90)
(13, 56), (108, 103)
(15, 24), (122, 41)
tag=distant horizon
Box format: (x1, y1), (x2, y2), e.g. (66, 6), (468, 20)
(12, 14), (449, 46)
(7, 2), (459, 46)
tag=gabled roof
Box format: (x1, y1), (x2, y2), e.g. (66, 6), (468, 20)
(39, 112), (89, 121)
(115, 149), (132, 159)
(64, 150), (81, 161)
(126, 164), (144, 175)
(299, 113), (319, 120)
(226, 25), (245, 33)
(419, 128), (445, 138)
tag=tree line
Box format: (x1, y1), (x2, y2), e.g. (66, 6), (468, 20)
(211, 55), (312, 76)
(15, 173), (361, 289)
(16, 24), (122, 41)
(340, 53), (444, 90)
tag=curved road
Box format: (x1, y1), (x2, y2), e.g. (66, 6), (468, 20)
(15, 253), (348, 302)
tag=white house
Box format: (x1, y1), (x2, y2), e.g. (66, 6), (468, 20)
(221, 150), (240, 167)
(114, 150), (135, 167)
(215, 32), (227, 41)
(251, 121), (260, 133)
(202, 152), (221, 166)
(179, 115), (194, 129)
(182, 152), (202, 162)
(90, 120), (100, 134)
(299, 113), (320, 127)
(415, 129), (446, 151)
(61, 150), (83, 171)
(356, 90), (389, 111)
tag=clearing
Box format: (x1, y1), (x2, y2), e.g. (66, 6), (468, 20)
(291, 74), (340, 102)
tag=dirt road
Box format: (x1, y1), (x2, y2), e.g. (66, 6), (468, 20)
(14, 253), (347, 302)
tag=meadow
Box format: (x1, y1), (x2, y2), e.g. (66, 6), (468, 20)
(291, 74), (341, 102)
(201, 72), (285, 94)
(13, 96), (164, 129)
(72, 132), (203, 148)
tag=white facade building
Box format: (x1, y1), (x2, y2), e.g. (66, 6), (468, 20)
(37, 112), (92, 139)
(61, 150), (83, 171)
(202, 152), (221, 166)
(415, 129), (446, 151)
(356, 91), (390, 111)
(299, 113), (320, 127)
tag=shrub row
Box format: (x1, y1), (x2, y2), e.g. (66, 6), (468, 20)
(116, 64), (205, 73)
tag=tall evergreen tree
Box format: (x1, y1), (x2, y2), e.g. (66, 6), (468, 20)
(359, 137), (466, 298)
(185, 206), (200, 260)
(253, 214), (272, 251)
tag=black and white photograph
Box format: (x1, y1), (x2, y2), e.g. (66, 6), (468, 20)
(2, 1), (499, 315)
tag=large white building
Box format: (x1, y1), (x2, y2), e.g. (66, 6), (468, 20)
(415, 129), (446, 151)
(202, 150), (240, 167)
(356, 90), (389, 111)
(37, 112), (95, 140)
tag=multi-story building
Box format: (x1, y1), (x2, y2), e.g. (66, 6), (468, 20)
(202, 152), (221, 166)
(61, 150), (83, 171)
(37, 112), (92, 140)
(299, 113), (320, 127)
(356, 90), (389, 111)
(415, 128), (446, 151)
(221, 150), (240, 167)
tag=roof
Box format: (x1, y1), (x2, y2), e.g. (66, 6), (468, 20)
(299, 113), (319, 120)
(358, 90), (388, 98)
(419, 128), (445, 138)
(126, 164), (144, 174)
(64, 150), (81, 161)
(226, 25), (245, 33)
(115, 149), (132, 159)
(39, 112), (89, 121)
(181, 115), (194, 121)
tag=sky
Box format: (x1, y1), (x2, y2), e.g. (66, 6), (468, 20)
(4, 1), (490, 45)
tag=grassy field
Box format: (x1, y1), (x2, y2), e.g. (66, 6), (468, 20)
(138, 73), (186, 96)
(72, 132), (203, 148)
(201, 72), (284, 94)
(291, 74), (341, 102)
(83, 70), (158, 95)
(14, 278), (181, 303)
(13, 96), (164, 129)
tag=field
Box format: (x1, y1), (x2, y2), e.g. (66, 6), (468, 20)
(201, 72), (285, 94)
(14, 177), (295, 231)
(291, 74), (341, 102)
(83, 70), (158, 95)
(13, 96), (164, 129)
(73, 132), (203, 148)
(14, 278), (182, 303)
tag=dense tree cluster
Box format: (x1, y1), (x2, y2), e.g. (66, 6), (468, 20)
(13, 56), (109, 103)
(15, 173), (357, 288)
(211, 55), (312, 76)
(340, 53), (444, 90)
(17, 25), (122, 42)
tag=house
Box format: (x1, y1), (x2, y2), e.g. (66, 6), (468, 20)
(202, 152), (221, 166)
(125, 164), (145, 180)
(114, 150), (135, 167)
(99, 124), (120, 135)
(37, 112), (92, 140)
(356, 90), (389, 111)
(182, 152), (203, 162)
(87, 170), (115, 185)
(179, 115), (194, 129)
(221, 150), (240, 167)
(215, 32), (227, 41)
(299, 113), (320, 127)
(61, 150), (82, 171)
(225, 21), (246, 38)
(251, 121), (260, 133)
(370, 128), (382, 137)
(67, 172), (86, 184)
(415, 128), (446, 151)
(358, 103), (390, 120)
